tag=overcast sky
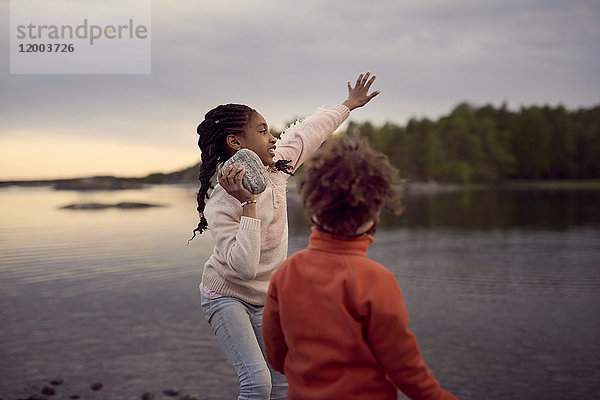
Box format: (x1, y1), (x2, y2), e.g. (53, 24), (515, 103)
(1, 0), (599, 180)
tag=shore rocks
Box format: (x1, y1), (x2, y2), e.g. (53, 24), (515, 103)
(12, 378), (206, 400)
(40, 386), (55, 396)
(163, 388), (179, 397)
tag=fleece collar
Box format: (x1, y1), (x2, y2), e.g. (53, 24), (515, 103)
(307, 226), (374, 256)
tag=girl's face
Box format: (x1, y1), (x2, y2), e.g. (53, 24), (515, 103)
(238, 112), (277, 166)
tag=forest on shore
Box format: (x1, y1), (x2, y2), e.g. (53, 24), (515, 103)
(2, 102), (598, 188)
(339, 103), (600, 183)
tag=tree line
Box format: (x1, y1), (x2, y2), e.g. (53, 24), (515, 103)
(341, 103), (600, 183)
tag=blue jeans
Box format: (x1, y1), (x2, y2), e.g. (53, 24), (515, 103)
(201, 294), (288, 400)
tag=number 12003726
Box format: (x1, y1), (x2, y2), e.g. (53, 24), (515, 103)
(18, 43), (74, 53)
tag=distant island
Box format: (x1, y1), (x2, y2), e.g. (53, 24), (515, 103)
(0, 162), (201, 190)
(60, 202), (166, 210)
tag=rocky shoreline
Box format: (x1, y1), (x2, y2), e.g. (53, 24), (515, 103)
(6, 377), (207, 400)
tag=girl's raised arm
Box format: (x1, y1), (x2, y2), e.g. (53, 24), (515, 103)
(275, 72), (380, 173)
(342, 72), (380, 111)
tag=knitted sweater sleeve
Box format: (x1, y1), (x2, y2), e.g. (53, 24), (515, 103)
(275, 104), (350, 173)
(356, 268), (458, 400)
(206, 194), (262, 281)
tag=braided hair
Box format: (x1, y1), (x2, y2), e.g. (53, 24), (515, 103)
(188, 104), (294, 242)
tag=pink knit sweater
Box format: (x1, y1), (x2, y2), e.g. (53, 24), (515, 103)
(201, 104), (350, 305)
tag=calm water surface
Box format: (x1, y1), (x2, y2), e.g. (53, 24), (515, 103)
(1, 184), (599, 399)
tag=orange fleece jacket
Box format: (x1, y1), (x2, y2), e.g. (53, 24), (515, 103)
(263, 228), (458, 400)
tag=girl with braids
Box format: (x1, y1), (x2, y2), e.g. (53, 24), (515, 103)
(262, 137), (459, 400)
(193, 72), (380, 400)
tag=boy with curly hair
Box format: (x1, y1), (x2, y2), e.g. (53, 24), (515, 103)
(262, 136), (458, 400)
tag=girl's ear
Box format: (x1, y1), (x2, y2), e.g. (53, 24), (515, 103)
(226, 134), (241, 152)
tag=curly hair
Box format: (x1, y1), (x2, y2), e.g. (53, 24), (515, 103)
(298, 136), (403, 237)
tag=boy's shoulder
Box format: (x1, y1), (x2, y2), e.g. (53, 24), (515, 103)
(277, 247), (313, 269)
(347, 255), (396, 280)
(278, 246), (394, 279)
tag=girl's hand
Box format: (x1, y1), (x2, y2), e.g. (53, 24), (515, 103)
(218, 166), (255, 204)
(342, 72), (380, 111)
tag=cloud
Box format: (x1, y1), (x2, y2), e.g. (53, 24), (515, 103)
(0, 130), (198, 180)
(1, 0), (599, 179)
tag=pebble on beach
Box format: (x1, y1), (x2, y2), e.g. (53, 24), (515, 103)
(162, 388), (179, 397)
(41, 386), (55, 396)
(90, 382), (103, 391)
(12, 379), (207, 400)
(141, 392), (154, 400)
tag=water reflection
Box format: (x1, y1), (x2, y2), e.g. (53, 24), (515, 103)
(286, 186), (600, 399)
(288, 188), (600, 234)
(0, 185), (599, 400)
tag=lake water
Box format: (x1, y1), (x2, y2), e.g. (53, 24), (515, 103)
(1, 184), (599, 399)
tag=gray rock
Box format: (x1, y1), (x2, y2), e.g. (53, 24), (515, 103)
(40, 386), (55, 396)
(221, 149), (267, 194)
(162, 388), (179, 397)
(49, 378), (64, 386)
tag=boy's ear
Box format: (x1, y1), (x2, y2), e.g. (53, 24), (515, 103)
(226, 134), (241, 151)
